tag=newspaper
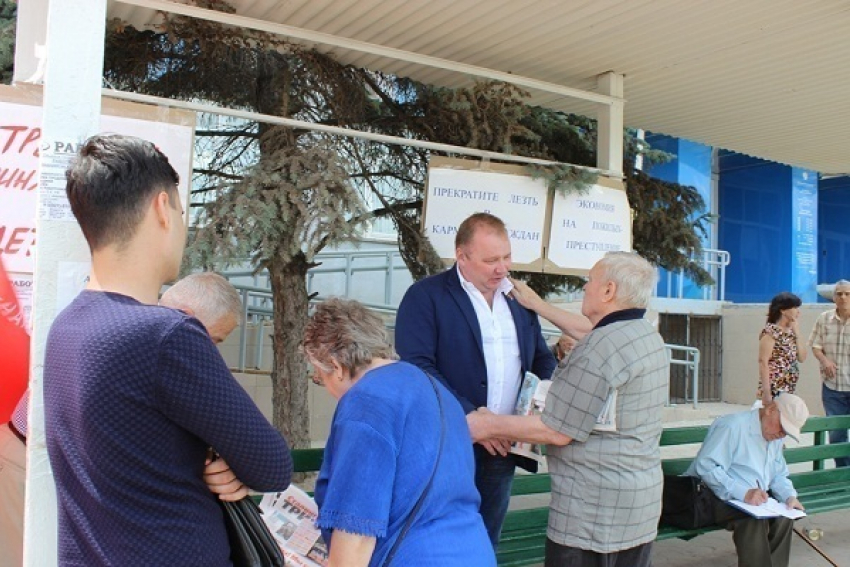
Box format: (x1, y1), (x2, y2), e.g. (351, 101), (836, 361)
(509, 372), (549, 462)
(593, 388), (618, 432)
(259, 485), (329, 567)
(509, 371), (619, 461)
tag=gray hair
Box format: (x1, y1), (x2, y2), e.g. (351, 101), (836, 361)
(160, 273), (242, 327)
(302, 298), (397, 376)
(596, 251), (657, 309)
(835, 280), (850, 299)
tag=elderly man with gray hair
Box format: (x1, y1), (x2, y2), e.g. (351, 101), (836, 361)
(810, 279), (850, 467)
(469, 251), (669, 567)
(160, 272), (243, 345)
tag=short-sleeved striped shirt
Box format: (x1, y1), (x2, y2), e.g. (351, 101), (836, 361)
(809, 310), (850, 391)
(542, 313), (669, 553)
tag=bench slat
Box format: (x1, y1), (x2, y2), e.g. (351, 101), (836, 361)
(292, 448), (324, 473)
(511, 474), (551, 495)
(502, 507), (549, 532)
(785, 441), (850, 464)
(660, 427), (709, 445)
(801, 415), (850, 432)
(791, 466), (850, 488)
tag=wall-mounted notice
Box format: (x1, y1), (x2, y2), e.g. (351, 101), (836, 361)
(424, 158), (548, 268)
(546, 180), (632, 273)
(0, 84), (195, 274)
(423, 157), (631, 275)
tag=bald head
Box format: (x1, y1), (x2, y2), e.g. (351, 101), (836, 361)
(160, 273), (241, 343)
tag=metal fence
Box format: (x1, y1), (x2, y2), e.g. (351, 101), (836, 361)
(225, 254), (706, 407)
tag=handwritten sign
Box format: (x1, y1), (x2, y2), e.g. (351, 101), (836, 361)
(0, 104), (43, 272)
(547, 182), (632, 272)
(424, 158), (548, 267)
(423, 157), (631, 275)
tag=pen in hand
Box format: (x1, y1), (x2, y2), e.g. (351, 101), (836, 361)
(749, 479), (768, 506)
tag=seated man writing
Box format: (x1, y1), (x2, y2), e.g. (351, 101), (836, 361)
(685, 393), (809, 567)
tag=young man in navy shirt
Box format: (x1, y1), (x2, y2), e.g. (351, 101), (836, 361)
(43, 135), (292, 566)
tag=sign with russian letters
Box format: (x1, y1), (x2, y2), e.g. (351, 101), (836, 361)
(0, 84), (195, 274)
(425, 158), (548, 269)
(423, 157), (631, 275)
(546, 177), (632, 273)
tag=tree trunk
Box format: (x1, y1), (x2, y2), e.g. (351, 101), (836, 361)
(268, 252), (311, 449)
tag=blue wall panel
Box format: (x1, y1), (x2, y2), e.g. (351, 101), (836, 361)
(818, 176), (850, 299)
(719, 153), (792, 302)
(646, 134), (712, 299)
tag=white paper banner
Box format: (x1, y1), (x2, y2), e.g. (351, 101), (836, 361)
(424, 167), (547, 264)
(547, 184), (632, 271)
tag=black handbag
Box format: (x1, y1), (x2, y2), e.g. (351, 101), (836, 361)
(660, 475), (716, 529)
(221, 497), (285, 567)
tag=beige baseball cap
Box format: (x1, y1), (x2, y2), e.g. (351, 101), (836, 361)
(774, 393), (810, 442)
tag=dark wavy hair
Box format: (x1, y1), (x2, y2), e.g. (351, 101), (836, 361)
(767, 292), (802, 324)
(66, 134), (179, 251)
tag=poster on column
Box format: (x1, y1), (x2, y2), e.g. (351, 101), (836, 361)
(0, 84), (195, 275)
(423, 157), (548, 271)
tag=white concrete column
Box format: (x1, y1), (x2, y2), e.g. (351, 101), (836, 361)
(596, 72), (625, 177)
(24, 1), (106, 566)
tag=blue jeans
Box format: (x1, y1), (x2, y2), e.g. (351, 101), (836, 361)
(822, 384), (850, 468)
(474, 446), (516, 551)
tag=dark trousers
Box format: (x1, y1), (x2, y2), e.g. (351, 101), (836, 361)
(474, 445), (516, 551)
(822, 384), (850, 467)
(710, 491), (793, 567)
(544, 539), (653, 567)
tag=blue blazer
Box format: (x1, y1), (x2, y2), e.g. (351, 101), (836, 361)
(395, 266), (557, 415)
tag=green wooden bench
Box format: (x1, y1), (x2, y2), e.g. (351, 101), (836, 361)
(498, 415), (850, 566)
(287, 415), (850, 567)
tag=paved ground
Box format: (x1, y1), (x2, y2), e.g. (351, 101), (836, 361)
(653, 509), (849, 566)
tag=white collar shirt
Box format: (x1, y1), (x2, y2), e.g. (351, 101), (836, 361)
(456, 265), (522, 415)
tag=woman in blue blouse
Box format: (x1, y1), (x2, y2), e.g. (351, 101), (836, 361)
(302, 298), (495, 567)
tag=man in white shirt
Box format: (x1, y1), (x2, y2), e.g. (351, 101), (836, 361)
(395, 212), (558, 549)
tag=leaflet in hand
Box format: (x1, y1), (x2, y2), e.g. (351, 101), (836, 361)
(727, 497), (807, 520)
(510, 372), (549, 462)
(259, 485), (329, 567)
(593, 388), (617, 432)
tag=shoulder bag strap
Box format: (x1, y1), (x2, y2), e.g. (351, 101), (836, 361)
(381, 372), (446, 567)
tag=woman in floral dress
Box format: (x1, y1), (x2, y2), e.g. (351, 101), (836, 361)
(758, 292), (808, 405)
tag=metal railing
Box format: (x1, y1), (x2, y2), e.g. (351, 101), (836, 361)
(306, 250), (407, 306)
(666, 344), (701, 409)
(224, 249), (709, 394)
(229, 280), (703, 411)
(543, 327), (702, 409)
(664, 248), (731, 301)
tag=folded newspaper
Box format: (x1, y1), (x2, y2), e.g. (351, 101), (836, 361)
(509, 371), (619, 461)
(259, 485), (328, 567)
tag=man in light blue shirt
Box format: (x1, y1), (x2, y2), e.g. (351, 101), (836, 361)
(685, 393), (809, 567)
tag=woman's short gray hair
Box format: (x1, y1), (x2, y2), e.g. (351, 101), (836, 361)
(302, 298), (397, 375)
(596, 252), (657, 309)
(160, 273), (242, 325)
